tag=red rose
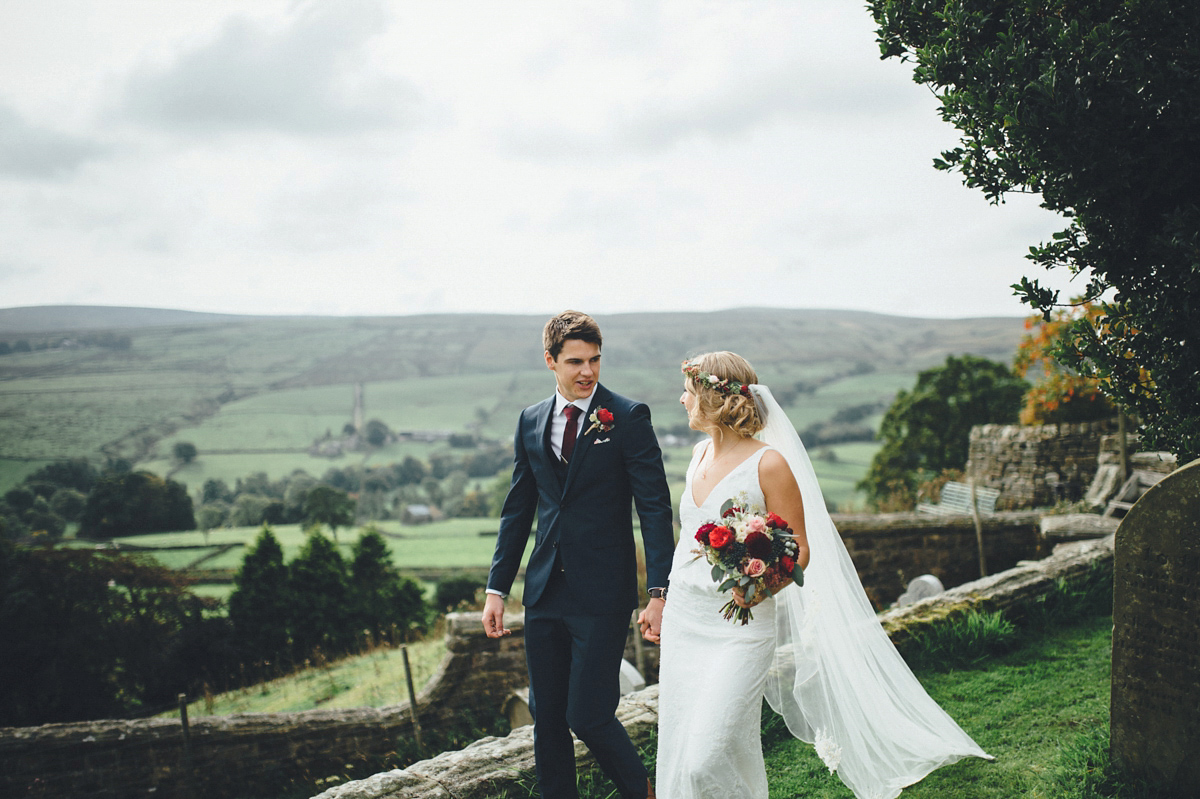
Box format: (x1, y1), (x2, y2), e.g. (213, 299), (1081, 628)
(766, 512), (787, 529)
(596, 408), (614, 425)
(780, 555), (795, 575)
(694, 523), (716, 544)
(708, 525), (733, 549)
(744, 531), (772, 560)
(721, 506), (740, 519)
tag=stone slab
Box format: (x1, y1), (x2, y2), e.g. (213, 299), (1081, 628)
(1039, 513), (1120, 544)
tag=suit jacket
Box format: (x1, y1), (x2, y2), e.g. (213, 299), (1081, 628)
(486, 383), (675, 613)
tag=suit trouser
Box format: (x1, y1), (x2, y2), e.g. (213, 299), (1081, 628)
(524, 568), (648, 799)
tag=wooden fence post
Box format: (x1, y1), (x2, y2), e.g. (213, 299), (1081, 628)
(970, 481), (988, 578)
(401, 645), (424, 753)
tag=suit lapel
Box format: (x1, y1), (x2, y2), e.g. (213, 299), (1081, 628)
(529, 397), (562, 492)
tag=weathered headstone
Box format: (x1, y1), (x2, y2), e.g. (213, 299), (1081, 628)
(895, 574), (944, 607)
(1111, 458), (1200, 794)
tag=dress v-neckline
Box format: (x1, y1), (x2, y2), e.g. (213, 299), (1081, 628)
(689, 443), (767, 509)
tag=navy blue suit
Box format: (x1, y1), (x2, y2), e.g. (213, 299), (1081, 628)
(487, 383), (674, 799)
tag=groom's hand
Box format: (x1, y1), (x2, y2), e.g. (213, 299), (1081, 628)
(637, 597), (665, 643)
(482, 593), (511, 638)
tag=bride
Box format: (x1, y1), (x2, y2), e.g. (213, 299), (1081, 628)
(645, 352), (991, 799)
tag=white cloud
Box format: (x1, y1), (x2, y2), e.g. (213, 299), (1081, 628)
(0, 0), (1079, 320)
(0, 103), (108, 179)
(119, 0), (422, 136)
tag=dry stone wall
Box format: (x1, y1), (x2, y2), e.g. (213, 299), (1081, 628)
(966, 420), (1118, 509)
(834, 510), (1042, 608)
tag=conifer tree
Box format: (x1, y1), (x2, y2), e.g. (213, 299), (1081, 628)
(287, 527), (352, 659)
(228, 524), (292, 669)
(349, 528), (428, 643)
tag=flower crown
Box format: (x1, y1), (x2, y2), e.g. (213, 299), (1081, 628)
(682, 360), (753, 397)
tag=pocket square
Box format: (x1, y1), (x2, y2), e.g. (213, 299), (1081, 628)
(594, 437), (611, 445)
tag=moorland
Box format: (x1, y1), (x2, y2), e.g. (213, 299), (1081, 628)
(0, 304), (1025, 494)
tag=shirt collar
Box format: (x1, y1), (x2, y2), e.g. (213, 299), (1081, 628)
(555, 390), (595, 416)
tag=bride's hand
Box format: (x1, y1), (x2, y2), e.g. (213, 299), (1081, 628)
(637, 597), (665, 643)
(732, 585), (767, 609)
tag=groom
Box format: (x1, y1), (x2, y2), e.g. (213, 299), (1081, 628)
(483, 310), (675, 799)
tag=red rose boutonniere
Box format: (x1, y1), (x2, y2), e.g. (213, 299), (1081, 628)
(585, 407), (614, 435)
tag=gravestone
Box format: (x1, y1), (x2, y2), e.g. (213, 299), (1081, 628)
(1110, 457), (1200, 794)
(895, 574), (944, 607)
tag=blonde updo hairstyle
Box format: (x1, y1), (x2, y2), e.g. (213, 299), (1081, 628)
(684, 351), (765, 438)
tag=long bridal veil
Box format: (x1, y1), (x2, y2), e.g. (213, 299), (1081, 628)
(751, 385), (991, 799)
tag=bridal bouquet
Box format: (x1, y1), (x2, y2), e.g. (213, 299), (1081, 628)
(693, 498), (802, 624)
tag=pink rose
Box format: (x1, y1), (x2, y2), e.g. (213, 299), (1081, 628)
(745, 516), (766, 534)
(744, 558), (766, 578)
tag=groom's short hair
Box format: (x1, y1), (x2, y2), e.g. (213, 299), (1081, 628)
(543, 310), (603, 360)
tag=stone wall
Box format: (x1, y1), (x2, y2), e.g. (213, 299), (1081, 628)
(834, 510), (1043, 608)
(0, 614), (529, 799)
(966, 419), (1119, 509)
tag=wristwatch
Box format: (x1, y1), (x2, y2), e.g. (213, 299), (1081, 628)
(648, 587), (667, 600)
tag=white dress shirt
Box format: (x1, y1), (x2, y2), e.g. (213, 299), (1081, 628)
(549, 390), (594, 462)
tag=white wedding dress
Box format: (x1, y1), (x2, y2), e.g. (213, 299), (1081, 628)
(657, 445), (778, 799)
(656, 391), (991, 799)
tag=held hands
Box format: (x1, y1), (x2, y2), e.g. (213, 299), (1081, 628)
(637, 597), (666, 644)
(482, 593), (511, 638)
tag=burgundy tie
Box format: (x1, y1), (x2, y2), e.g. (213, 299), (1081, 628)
(561, 405), (582, 462)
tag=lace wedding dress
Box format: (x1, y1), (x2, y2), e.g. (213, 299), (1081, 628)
(656, 445), (777, 799)
(656, 387), (991, 799)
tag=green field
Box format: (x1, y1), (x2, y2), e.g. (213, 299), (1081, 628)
(110, 432), (876, 607)
(2, 304), (1012, 542)
(0, 307), (1023, 497)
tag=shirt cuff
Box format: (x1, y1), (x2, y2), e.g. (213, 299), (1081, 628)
(486, 588), (507, 598)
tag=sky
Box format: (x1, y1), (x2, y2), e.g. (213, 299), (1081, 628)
(0, 0), (1081, 320)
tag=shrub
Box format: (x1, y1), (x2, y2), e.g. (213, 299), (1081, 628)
(435, 575), (485, 612)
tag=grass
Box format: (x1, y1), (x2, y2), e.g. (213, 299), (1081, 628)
(758, 614), (1115, 798)
(0, 458), (51, 491)
(170, 634), (448, 717)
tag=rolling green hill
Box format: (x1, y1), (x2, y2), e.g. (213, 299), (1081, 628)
(0, 306), (1026, 504)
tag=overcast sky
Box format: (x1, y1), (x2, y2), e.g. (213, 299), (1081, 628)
(0, 0), (1080, 319)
